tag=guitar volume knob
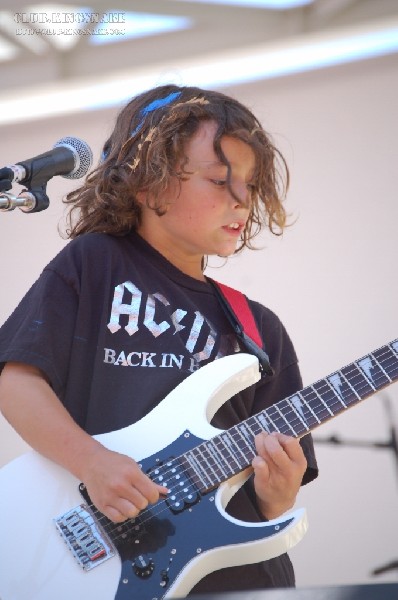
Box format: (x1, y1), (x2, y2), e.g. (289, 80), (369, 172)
(132, 554), (154, 578)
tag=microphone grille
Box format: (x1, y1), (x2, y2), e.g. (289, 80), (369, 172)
(53, 137), (93, 179)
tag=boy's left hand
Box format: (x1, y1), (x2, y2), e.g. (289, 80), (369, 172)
(252, 431), (307, 520)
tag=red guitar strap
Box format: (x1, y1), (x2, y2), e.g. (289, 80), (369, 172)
(208, 278), (274, 377)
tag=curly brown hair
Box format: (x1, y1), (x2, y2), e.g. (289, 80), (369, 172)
(64, 84), (289, 251)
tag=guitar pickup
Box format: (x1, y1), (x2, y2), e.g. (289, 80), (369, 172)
(54, 504), (116, 571)
(148, 458), (200, 514)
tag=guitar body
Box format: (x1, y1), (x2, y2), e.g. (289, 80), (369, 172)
(0, 353), (307, 600)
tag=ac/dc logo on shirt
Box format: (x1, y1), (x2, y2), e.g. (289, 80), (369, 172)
(104, 280), (238, 373)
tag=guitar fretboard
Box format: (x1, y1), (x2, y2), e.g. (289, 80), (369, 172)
(181, 339), (398, 493)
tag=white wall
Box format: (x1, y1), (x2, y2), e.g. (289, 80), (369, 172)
(1, 53), (397, 589)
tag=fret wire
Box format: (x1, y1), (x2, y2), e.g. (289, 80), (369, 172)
(205, 441), (229, 479)
(278, 398), (308, 435)
(183, 452), (210, 489)
(234, 424), (256, 465)
(390, 341), (398, 359)
(377, 344), (398, 367)
(303, 386), (337, 421)
(327, 345), (394, 392)
(195, 444), (223, 485)
(191, 344), (398, 487)
(338, 369), (361, 401)
(362, 352), (392, 387)
(245, 421), (261, 450)
(292, 345), (396, 428)
(360, 358), (389, 389)
(324, 376), (347, 408)
(210, 437), (237, 476)
(335, 346), (397, 401)
(254, 412), (272, 433)
(266, 405), (288, 433)
(238, 422), (256, 453)
(222, 430), (247, 464)
(258, 404), (300, 435)
(355, 359), (377, 391)
(262, 408), (279, 432)
(286, 396), (311, 431)
(247, 414), (264, 436)
(317, 364), (368, 409)
(304, 380), (353, 419)
(384, 345), (398, 378)
(293, 391), (321, 424)
(300, 387), (331, 423)
(273, 404), (297, 435)
(305, 379), (352, 421)
(200, 442), (223, 481)
(210, 344), (398, 485)
(190, 443), (225, 489)
(341, 364), (374, 399)
(293, 383), (348, 430)
(153, 343), (398, 497)
(255, 402), (305, 437)
(289, 396), (321, 430)
(235, 423), (255, 462)
(371, 353), (393, 382)
(217, 432), (242, 471)
(376, 346), (398, 380)
(288, 343), (398, 430)
(191, 444), (213, 487)
(311, 384), (335, 416)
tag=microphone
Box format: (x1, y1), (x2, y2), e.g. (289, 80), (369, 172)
(0, 137), (93, 213)
(1, 136), (93, 189)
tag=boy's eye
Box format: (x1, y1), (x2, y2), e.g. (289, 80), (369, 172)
(211, 179), (226, 186)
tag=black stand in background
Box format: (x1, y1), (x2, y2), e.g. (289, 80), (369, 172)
(312, 393), (398, 579)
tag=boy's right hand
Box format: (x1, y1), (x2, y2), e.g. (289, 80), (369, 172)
(79, 444), (168, 523)
(0, 363), (167, 523)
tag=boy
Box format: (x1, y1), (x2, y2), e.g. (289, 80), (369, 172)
(0, 84), (317, 595)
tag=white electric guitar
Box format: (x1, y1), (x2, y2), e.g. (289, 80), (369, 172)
(1, 340), (397, 600)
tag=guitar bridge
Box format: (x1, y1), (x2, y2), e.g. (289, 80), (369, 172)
(54, 503), (116, 571)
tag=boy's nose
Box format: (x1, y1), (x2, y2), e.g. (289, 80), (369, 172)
(230, 182), (251, 209)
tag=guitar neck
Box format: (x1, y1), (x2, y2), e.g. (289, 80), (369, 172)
(181, 339), (398, 493)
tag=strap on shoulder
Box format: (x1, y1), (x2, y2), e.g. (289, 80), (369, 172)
(208, 278), (274, 377)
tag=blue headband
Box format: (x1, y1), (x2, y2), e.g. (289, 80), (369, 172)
(101, 90), (182, 161)
(130, 90), (182, 136)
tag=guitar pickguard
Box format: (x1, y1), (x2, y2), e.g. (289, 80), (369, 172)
(86, 431), (294, 600)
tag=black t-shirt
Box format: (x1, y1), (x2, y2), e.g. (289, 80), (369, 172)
(0, 231), (318, 593)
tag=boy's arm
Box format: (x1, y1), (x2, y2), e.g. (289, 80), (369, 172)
(0, 362), (167, 522)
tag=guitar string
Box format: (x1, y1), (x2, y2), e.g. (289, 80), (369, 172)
(190, 345), (397, 490)
(81, 350), (398, 552)
(107, 342), (398, 513)
(188, 344), (398, 479)
(72, 344), (398, 548)
(180, 344), (398, 492)
(77, 367), (396, 550)
(75, 344), (398, 543)
(89, 344), (398, 542)
(206, 344), (398, 461)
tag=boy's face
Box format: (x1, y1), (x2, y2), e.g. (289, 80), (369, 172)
(137, 120), (255, 280)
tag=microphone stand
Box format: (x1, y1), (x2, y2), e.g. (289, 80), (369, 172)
(0, 185), (50, 213)
(313, 393), (398, 578)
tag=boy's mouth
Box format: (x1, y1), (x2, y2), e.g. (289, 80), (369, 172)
(223, 221), (244, 234)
